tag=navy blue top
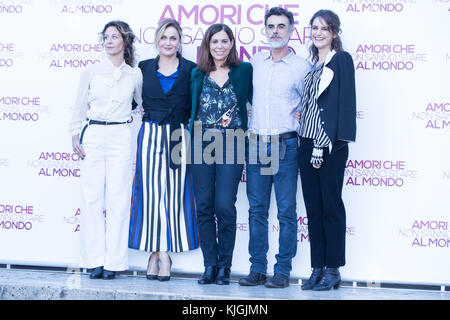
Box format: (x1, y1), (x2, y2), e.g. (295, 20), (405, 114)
(156, 68), (179, 94)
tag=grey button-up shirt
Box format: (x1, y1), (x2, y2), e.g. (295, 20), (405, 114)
(249, 50), (311, 135)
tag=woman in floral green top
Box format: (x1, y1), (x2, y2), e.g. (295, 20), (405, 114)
(189, 23), (252, 286)
(196, 75), (241, 129)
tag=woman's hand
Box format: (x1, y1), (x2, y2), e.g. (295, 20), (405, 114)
(72, 134), (86, 160)
(292, 111), (301, 123)
(312, 163), (321, 169)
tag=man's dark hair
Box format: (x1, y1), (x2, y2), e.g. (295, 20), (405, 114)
(264, 7), (294, 29)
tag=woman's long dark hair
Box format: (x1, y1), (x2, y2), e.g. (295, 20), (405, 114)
(309, 10), (343, 64)
(101, 20), (136, 67)
(198, 23), (240, 72)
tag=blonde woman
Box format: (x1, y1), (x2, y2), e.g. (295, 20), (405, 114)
(128, 19), (198, 281)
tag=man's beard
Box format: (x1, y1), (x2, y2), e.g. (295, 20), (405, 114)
(268, 36), (289, 49)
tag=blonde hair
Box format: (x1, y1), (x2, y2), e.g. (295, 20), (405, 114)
(154, 19), (183, 54)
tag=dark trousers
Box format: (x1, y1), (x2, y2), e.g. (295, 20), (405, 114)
(191, 130), (244, 268)
(298, 138), (348, 268)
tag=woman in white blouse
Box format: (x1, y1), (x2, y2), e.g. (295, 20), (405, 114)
(70, 21), (142, 280)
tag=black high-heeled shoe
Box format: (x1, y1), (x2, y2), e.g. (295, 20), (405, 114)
(157, 254), (172, 281)
(313, 267), (341, 291)
(301, 267), (325, 290)
(146, 252), (159, 280)
(89, 266), (103, 279)
(102, 269), (116, 280)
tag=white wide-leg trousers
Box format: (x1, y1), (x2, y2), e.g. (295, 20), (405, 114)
(79, 123), (132, 271)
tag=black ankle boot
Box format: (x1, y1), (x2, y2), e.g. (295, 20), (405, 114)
(301, 267), (325, 290)
(198, 266), (218, 284)
(238, 271), (267, 286)
(264, 273), (290, 288)
(216, 268), (231, 285)
(313, 267), (341, 291)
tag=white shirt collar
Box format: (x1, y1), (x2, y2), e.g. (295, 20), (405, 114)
(263, 49), (295, 65)
(105, 58), (127, 69)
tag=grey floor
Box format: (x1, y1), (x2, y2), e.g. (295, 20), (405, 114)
(0, 267), (449, 300)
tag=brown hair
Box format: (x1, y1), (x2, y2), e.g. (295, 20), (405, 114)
(101, 20), (136, 66)
(197, 24), (240, 72)
(309, 10), (343, 64)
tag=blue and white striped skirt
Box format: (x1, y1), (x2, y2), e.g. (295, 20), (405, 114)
(128, 121), (199, 252)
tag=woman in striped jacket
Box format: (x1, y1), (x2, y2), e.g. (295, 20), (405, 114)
(295, 9), (356, 291)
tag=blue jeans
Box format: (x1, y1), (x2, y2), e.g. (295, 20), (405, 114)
(246, 135), (299, 276)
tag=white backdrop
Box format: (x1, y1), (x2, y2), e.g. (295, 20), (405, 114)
(1, 0), (449, 286)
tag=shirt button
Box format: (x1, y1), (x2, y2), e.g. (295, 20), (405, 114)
(321, 121), (325, 125)
(320, 108), (323, 112)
